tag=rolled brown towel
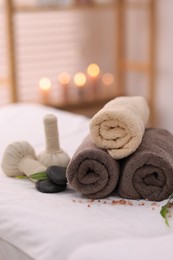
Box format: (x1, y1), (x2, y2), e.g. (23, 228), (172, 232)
(118, 128), (173, 201)
(66, 135), (120, 199)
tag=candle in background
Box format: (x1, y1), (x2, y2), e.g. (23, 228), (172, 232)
(101, 73), (114, 97)
(39, 77), (51, 103)
(58, 72), (71, 102)
(87, 63), (100, 97)
(102, 73), (114, 85)
(74, 72), (86, 100)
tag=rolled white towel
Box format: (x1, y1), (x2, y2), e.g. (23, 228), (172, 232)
(89, 96), (150, 159)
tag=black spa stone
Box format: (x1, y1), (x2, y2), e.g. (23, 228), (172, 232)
(35, 179), (67, 193)
(46, 165), (67, 185)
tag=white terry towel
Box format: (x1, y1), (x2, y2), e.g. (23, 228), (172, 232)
(89, 96), (150, 159)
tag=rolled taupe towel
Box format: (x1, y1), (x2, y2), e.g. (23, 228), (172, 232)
(66, 135), (120, 199)
(89, 96), (149, 159)
(118, 128), (173, 201)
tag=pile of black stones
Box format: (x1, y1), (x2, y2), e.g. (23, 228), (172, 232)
(35, 165), (67, 193)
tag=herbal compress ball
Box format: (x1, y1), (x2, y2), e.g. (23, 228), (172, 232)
(1, 141), (46, 178)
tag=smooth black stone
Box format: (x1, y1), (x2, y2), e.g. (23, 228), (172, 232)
(46, 165), (67, 185)
(35, 179), (67, 193)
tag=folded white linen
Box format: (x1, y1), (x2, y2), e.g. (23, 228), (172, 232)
(89, 96), (150, 159)
(69, 234), (173, 260)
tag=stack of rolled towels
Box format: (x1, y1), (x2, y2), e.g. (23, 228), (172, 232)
(66, 96), (173, 201)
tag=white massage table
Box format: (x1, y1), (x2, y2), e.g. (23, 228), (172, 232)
(0, 103), (173, 260)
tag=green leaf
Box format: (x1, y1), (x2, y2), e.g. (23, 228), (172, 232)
(160, 192), (173, 226)
(29, 172), (48, 180)
(16, 175), (28, 179)
(160, 204), (169, 226)
(16, 172), (48, 180)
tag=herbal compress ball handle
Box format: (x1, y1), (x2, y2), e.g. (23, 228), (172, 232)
(38, 114), (70, 167)
(44, 114), (60, 153)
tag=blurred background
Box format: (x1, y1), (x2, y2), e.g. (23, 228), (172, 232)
(0, 0), (172, 130)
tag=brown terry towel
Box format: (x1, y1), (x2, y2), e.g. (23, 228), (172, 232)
(89, 96), (149, 159)
(118, 128), (173, 201)
(66, 135), (120, 199)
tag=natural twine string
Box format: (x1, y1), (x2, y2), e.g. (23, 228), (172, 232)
(43, 114), (60, 153)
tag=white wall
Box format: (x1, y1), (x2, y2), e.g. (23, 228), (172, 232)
(1, 0), (173, 132)
(87, 0), (173, 132)
(155, 0), (173, 132)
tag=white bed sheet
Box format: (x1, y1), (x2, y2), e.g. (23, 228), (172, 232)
(0, 103), (173, 260)
(69, 235), (173, 260)
(0, 237), (33, 260)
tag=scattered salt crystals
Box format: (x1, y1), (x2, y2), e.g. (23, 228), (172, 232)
(71, 198), (163, 212)
(151, 202), (159, 207)
(168, 203), (173, 208)
(138, 202), (145, 206)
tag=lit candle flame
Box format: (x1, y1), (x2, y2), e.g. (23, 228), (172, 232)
(102, 73), (114, 86)
(39, 77), (51, 91)
(87, 63), (100, 77)
(58, 72), (71, 85)
(74, 72), (86, 87)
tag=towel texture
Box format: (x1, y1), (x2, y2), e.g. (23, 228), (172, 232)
(89, 96), (149, 159)
(66, 135), (120, 199)
(118, 128), (173, 201)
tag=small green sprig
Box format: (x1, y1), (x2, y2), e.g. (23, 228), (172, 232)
(160, 193), (173, 226)
(16, 171), (48, 181)
(16, 175), (28, 179)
